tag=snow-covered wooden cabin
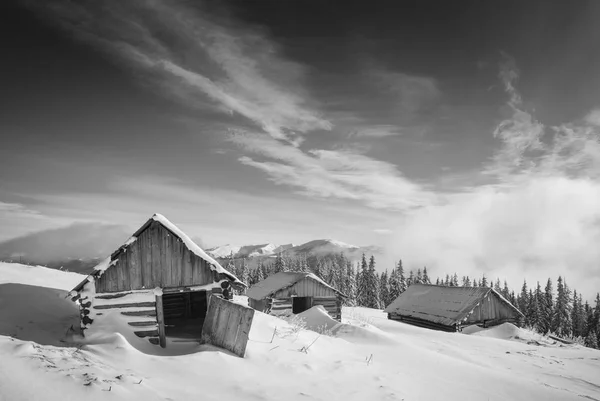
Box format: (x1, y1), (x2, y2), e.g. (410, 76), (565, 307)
(384, 284), (523, 332)
(68, 213), (245, 348)
(246, 272), (345, 320)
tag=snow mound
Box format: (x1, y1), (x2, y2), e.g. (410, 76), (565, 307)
(297, 305), (341, 332)
(467, 323), (556, 345)
(295, 306), (397, 344)
(0, 262), (85, 290)
(0, 283), (80, 346)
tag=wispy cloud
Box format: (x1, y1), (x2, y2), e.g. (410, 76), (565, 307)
(369, 67), (441, 115)
(487, 54), (600, 181)
(23, 175), (395, 247)
(347, 124), (403, 138)
(230, 131), (435, 210)
(26, 0), (331, 143)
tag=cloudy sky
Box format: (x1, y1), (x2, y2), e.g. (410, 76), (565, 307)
(2, 1), (600, 296)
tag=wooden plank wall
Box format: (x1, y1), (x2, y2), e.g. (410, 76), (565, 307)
(270, 297), (292, 316)
(312, 296), (342, 321)
(96, 221), (217, 293)
(464, 293), (519, 325)
(85, 290), (161, 345)
(389, 313), (457, 332)
(272, 277), (337, 298)
(201, 296), (255, 358)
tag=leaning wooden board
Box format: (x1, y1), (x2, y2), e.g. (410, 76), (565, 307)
(201, 296), (255, 358)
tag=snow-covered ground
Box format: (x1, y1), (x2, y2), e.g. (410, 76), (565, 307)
(1, 262), (599, 401)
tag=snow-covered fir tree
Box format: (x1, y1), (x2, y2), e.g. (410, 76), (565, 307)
(365, 255), (381, 308)
(422, 267), (431, 284)
(379, 270), (390, 308)
(553, 276), (573, 337)
(356, 254), (369, 307)
(344, 261), (357, 306)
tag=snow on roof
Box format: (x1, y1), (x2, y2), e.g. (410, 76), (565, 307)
(150, 214), (230, 277)
(246, 272), (342, 300)
(71, 213), (243, 294)
(383, 284), (523, 326)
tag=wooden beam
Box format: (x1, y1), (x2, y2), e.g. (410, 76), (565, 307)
(134, 329), (160, 338)
(95, 292), (134, 300)
(128, 321), (159, 327)
(121, 310), (156, 317)
(93, 302), (156, 310)
(155, 294), (166, 348)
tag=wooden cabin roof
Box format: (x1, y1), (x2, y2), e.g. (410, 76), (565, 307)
(70, 213), (243, 294)
(383, 284), (523, 327)
(246, 272), (344, 300)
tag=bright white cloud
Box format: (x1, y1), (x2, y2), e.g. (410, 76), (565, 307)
(389, 57), (600, 299)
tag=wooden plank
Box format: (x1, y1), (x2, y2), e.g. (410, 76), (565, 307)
(172, 237), (183, 287)
(155, 294), (166, 348)
(222, 307), (238, 350)
(134, 329), (160, 338)
(142, 227), (153, 288)
(128, 321), (158, 327)
(116, 254), (126, 292)
(93, 302), (156, 310)
(161, 227), (171, 287)
(233, 307), (255, 357)
(121, 309), (157, 317)
(129, 239), (142, 289)
(96, 292), (134, 300)
(189, 252), (198, 285)
(151, 223), (162, 287)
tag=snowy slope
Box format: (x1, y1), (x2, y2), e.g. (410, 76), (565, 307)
(1, 263), (599, 401)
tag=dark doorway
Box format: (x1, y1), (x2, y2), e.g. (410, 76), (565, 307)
(162, 291), (208, 340)
(292, 296), (313, 314)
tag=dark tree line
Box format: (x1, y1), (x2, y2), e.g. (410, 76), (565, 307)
(224, 252), (600, 350)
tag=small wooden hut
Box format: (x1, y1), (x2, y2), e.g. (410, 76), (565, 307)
(68, 213), (246, 348)
(246, 272), (345, 320)
(384, 283), (523, 332)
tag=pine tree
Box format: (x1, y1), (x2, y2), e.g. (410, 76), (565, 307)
(494, 279), (501, 292)
(518, 280), (529, 322)
(463, 276), (472, 287)
(356, 254), (369, 306)
(502, 280), (510, 299)
(366, 255), (381, 308)
(398, 262), (406, 293)
(435, 277), (440, 285)
(407, 270), (415, 287)
(452, 273), (459, 287)
(240, 258), (250, 285)
(534, 282), (544, 333)
(416, 268), (423, 284)
(389, 261), (401, 301)
(526, 289), (539, 329)
(380, 270), (390, 308)
(594, 293), (600, 335)
(344, 261), (357, 306)
(553, 276), (573, 337)
(481, 274), (488, 287)
(584, 331), (599, 349)
(541, 278), (554, 334)
(422, 267), (431, 284)
(571, 291), (584, 338)
(274, 253), (284, 273)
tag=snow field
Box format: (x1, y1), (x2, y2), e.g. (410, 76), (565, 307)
(1, 262), (599, 401)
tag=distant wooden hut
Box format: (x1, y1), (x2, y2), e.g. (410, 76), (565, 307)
(384, 284), (523, 332)
(246, 272), (345, 320)
(68, 213), (246, 348)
